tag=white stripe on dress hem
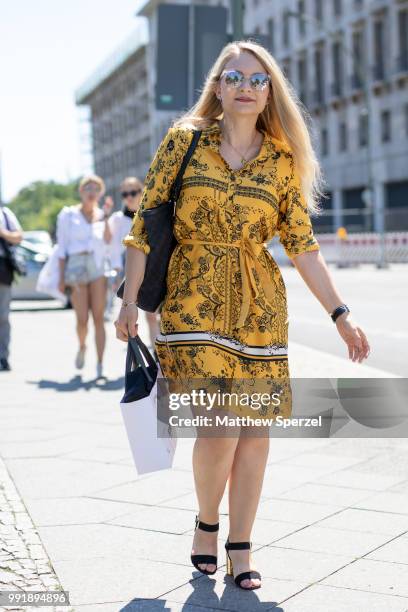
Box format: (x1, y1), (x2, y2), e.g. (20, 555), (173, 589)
(155, 331), (287, 357)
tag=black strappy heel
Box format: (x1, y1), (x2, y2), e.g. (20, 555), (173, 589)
(225, 538), (262, 589)
(190, 514), (219, 575)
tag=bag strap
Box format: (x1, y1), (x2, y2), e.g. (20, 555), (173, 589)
(169, 130), (202, 203)
(1, 208), (10, 231)
(127, 334), (157, 384)
(0, 209), (13, 258)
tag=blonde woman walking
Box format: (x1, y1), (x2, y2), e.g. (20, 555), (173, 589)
(115, 41), (370, 590)
(57, 175), (113, 379)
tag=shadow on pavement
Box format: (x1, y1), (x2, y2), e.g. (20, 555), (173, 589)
(27, 374), (125, 392)
(117, 574), (281, 611)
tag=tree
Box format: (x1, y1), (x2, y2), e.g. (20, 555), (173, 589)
(8, 179), (80, 238)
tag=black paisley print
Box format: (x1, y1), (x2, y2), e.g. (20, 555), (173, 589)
(123, 120), (320, 421)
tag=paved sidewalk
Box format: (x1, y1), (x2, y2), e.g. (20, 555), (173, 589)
(0, 299), (407, 611)
(0, 458), (74, 612)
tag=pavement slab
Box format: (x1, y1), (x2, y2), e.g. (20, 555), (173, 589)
(0, 282), (407, 611)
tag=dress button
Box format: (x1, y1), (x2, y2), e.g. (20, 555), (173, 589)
(230, 174), (236, 182)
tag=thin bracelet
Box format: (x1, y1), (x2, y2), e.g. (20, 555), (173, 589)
(123, 300), (137, 307)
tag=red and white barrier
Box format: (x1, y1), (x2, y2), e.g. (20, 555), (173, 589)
(269, 232), (408, 265)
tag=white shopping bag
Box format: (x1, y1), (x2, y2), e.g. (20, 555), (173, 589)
(36, 244), (67, 305)
(120, 336), (177, 475)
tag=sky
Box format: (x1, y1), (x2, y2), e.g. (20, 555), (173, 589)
(0, 0), (144, 202)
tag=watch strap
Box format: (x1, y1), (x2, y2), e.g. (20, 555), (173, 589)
(331, 304), (350, 322)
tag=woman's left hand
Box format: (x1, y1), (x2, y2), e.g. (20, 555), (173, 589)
(103, 196), (114, 217)
(335, 313), (370, 363)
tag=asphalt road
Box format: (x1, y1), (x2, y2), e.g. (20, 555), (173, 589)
(281, 264), (407, 377)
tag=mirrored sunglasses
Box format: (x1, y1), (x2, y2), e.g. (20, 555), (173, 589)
(220, 70), (270, 91)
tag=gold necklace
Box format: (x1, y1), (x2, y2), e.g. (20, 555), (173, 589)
(220, 121), (260, 166)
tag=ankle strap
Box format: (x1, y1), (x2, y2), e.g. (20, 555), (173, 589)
(225, 540), (251, 550)
(195, 514), (219, 532)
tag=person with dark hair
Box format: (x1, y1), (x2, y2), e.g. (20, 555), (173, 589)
(109, 176), (160, 348)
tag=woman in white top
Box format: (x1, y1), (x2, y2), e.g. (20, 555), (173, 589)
(109, 176), (159, 348)
(56, 175), (113, 379)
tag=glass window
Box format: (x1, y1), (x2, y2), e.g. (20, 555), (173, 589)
(358, 112), (369, 147)
(381, 110), (391, 142)
(321, 127), (329, 156)
(339, 121), (347, 151)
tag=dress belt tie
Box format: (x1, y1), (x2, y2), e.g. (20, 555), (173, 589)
(178, 238), (275, 328)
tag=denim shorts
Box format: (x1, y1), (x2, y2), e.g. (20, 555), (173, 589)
(64, 253), (105, 286)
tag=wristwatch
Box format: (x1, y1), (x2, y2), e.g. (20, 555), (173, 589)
(330, 304), (350, 323)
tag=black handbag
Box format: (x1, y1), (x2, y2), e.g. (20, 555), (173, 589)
(0, 255), (14, 286)
(121, 334), (158, 402)
(117, 129), (202, 311)
(0, 209), (26, 285)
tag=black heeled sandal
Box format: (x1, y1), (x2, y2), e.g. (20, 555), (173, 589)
(225, 538), (262, 590)
(190, 514), (219, 575)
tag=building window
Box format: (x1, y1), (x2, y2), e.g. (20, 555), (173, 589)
(339, 121), (347, 151)
(321, 127), (329, 156)
(373, 16), (386, 81)
(351, 28), (366, 89)
(297, 55), (307, 104)
(333, 0), (342, 17)
(314, 44), (325, 105)
(298, 0), (306, 36)
(405, 104), (408, 137)
(397, 8), (408, 72)
(282, 58), (291, 82)
(283, 10), (290, 47)
(332, 39), (344, 97)
(381, 110), (391, 142)
(315, 0), (323, 24)
(358, 112), (369, 147)
(267, 18), (275, 54)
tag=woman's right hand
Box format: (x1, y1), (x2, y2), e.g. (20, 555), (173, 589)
(114, 303), (138, 342)
(58, 279), (66, 295)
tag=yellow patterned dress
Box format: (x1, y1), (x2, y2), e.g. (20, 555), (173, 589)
(123, 120), (320, 421)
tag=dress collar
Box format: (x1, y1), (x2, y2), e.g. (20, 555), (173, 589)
(201, 119), (275, 166)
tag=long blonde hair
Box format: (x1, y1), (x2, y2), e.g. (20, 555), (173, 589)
(173, 40), (326, 214)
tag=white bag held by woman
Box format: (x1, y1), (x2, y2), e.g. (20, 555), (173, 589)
(120, 335), (177, 475)
(36, 244), (67, 305)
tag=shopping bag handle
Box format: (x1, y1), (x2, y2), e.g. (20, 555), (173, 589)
(126, 335), (157, 384)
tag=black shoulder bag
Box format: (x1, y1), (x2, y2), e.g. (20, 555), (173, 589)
(117, 129), (202, 312)
(0, 208), (26, 285)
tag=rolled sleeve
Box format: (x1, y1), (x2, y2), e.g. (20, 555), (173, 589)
(277, 152), (320, 260)
(122, 206), (150, 255)
(122, 125), (191, 255)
